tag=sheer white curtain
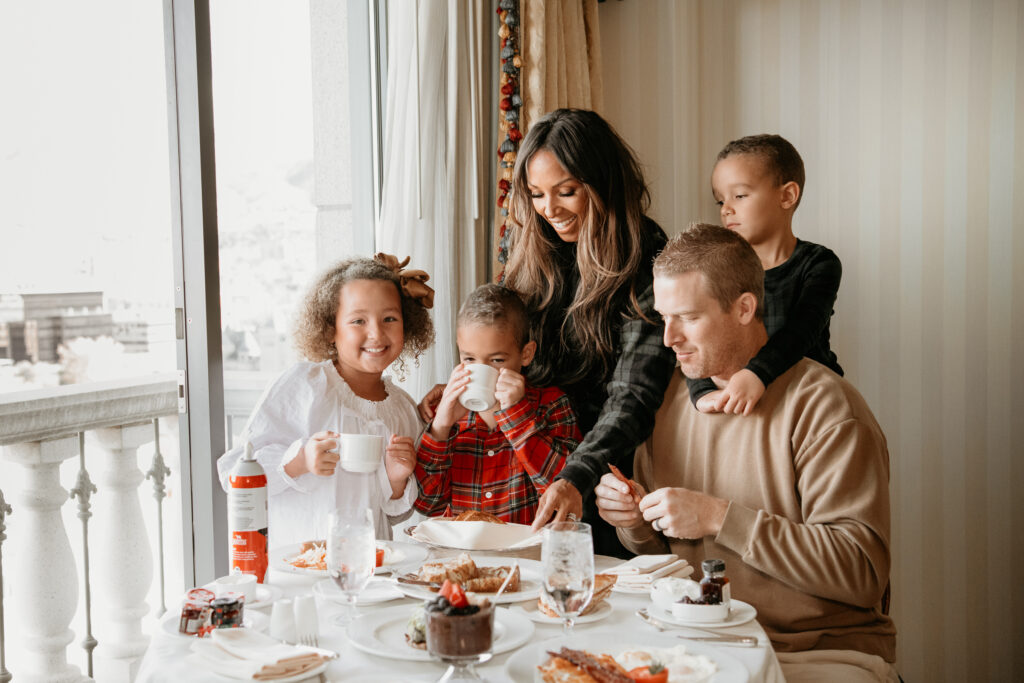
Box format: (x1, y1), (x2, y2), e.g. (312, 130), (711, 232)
(377, 0), (489, 402)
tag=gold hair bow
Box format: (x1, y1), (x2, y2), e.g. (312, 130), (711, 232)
(374, 252), (435, 310)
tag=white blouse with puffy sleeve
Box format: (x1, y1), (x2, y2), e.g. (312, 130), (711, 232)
(217, 360), (423, 547)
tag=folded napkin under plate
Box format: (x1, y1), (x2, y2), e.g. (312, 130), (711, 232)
(606, 554), (694, 592)
(187, 628), (335, 680)
(409, 518), (542, 551)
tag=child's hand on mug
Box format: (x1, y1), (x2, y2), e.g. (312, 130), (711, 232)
(428, 364), (472, 440)
(494, 368), (527, 410)
(301, 431), (339, 476)
(384, 435), (416, 499)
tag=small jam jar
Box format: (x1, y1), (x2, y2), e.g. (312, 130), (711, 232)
(209, 594), (245, 629)
(699, 558), (731, 605)
(178, 599), (210, 635)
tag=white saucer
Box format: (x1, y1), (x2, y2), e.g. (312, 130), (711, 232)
(313, 576), (404, 604)
(347, 604), (534, 662)
(516, 598), (613, 625)
(161, 609), (269, 639)
(648, 599), (757, 629)
(203, 581), (283, 610)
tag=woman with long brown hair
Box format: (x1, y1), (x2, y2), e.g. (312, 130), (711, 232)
(504, 108), (676, 556)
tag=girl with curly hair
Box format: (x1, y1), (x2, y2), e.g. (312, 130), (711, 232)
(218, 255), (435, 544)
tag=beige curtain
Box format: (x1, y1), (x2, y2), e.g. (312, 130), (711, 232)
(521, 0), (603, 129)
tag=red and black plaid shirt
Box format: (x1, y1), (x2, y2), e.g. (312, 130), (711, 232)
(414, 385), (580, 525)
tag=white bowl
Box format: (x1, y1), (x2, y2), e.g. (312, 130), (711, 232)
(669, 600), (730, 623)
(650, 576), (701, 609)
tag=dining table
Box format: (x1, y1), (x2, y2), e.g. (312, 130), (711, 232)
(136, 543), (785, 682)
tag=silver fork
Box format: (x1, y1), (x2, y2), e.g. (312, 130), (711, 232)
(635, 608), (759, 647)
(299, 633), (320, 648)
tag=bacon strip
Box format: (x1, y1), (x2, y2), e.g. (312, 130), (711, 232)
(607, 464), (643, 505)
(546, 648), (632, 683)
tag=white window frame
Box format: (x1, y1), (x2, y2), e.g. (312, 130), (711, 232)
(163, 0), (386, 584)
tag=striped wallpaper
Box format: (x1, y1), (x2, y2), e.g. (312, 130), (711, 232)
(598, 1), (1022, 680)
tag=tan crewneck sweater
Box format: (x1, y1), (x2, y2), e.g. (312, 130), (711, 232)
(620, 360), (897, 661)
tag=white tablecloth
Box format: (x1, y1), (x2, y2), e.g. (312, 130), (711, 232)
(137, 554), (784, 682)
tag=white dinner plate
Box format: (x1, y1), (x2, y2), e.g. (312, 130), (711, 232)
(505, 630), (750, 682)
(346, 604), (534, 662)
(269, 540), (428, 577)
(313, 576), (404, 604)
(202, 581), (284, 610)
(392, 556), (543, 605)
(648, 599), (758, 629)
(515, 598), (613, 625)
(161, 609), (269, 639)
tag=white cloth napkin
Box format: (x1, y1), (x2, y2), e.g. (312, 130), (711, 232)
(606, 554), (679, 575)
(612, 558), (694, 590)
(186, 629), (326, 680)
(411, 519), (542, 550)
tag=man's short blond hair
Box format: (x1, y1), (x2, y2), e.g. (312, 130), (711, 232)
(653, 223), (765, 320)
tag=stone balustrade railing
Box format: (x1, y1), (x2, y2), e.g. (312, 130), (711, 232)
(0, 375), (178, 683)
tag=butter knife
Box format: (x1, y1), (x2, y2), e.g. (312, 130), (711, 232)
(395, 574), (441, 589)
(635, 609), (759, 647)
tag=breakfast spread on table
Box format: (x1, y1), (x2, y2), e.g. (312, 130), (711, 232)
(538, 645), (717, 683)
(416, 552), (521, 593)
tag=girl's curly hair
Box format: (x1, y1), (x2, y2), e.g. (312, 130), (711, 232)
(293, 257), (435, 377)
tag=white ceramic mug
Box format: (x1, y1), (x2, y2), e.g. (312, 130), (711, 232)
(212, 571), (258, 604)
(337, 433), (385, 473)
(459, 363), (499, 411)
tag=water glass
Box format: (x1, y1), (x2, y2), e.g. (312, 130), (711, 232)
(540, 521), (594, 636)
(326, 506), (375, 626)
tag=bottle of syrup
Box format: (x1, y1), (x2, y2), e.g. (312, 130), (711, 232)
(700, 558), (730, 605)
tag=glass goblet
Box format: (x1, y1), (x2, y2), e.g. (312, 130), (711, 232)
(540, 521), (595, 637)
(326, 506), (375, 626)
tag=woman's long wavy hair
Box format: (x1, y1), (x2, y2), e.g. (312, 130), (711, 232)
(504, 108), (653, 383)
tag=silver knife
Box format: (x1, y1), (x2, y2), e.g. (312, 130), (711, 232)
(395, 574), (441, 589)
(635, 608), (759, 647)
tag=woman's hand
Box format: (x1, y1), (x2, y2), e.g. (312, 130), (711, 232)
(418, 383), (447, 422)
(428, 365), (472, 440)
(594, 472), (646, 528)
(384, 435), (417, 499)
(285, 431), (339, 478)
(494, 368), (527, 411)
(530, 479), (583, 531)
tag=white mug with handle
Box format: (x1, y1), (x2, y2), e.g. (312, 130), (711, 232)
(336, 433), (385, 473)
(459, 363), (499, 412)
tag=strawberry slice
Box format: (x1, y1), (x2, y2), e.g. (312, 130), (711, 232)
(439, 579), (454, 601)
(448, 583), (469, 608)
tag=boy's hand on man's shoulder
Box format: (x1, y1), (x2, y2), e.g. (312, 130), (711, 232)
(494, 368), (527, 411)
(718, 369), (765, 416)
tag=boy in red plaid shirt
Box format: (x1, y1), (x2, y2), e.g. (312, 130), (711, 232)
(414, 284), (581, 524)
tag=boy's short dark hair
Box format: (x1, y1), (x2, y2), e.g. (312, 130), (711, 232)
(457, 284), (530, 347)
(717, 134), (805, 208)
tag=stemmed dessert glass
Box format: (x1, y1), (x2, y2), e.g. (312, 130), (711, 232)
(425, 601), (495, 682)
(326, 506), (376, 626)
(540, 521), (595, 637)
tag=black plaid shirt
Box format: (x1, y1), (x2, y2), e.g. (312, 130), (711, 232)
(525, 220), (677, 496)
(688, 238), (844, 402)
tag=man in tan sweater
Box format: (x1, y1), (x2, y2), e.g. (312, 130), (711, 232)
(595, 224), (898, 682)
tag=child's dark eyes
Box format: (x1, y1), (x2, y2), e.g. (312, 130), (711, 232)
(714, 200), (724, 207)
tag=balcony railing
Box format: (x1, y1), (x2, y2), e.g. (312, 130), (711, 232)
(0, 375), (178, 683)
